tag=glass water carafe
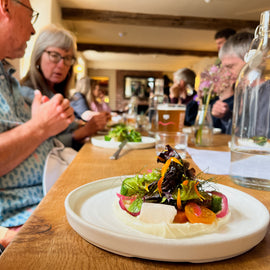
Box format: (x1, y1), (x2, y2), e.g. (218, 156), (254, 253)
(230, 10), (270, 190)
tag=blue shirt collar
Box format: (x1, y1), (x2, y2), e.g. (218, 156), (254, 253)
(0, 59), (16, 76)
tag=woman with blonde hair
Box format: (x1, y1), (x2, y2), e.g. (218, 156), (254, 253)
(89, 82), (111, 113)
(70, 76), (111, 121)
(70, 76), (93, 120)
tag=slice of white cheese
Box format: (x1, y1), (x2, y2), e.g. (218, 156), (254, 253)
(138, 203), (177, 224)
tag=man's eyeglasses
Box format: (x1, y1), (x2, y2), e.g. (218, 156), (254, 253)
(13, 0), (39, 24)
(44, 51), (76, 66)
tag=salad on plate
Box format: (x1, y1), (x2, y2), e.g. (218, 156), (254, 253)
(105, 124), (142, 142)
(114, 145), (230, 238)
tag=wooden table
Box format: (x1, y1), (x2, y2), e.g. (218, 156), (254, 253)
(0, 134), (269, 270)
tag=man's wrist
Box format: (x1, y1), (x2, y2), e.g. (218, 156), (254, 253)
(0, 227), (8, 240)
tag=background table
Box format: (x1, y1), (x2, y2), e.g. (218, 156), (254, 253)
(0, 134), (269, 270)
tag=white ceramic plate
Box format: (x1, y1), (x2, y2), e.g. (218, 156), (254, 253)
(65, 176), (270, 263)
(91, 136), (155, 149)
(183, 127), (222, 135)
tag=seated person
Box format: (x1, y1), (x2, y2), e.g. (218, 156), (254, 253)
(215, 28), (236, 51)
(0, 0), (74, 247)
(20, 25), (108, 149)
(89, 83), (111, 113)
(70, 77), (91, 120)
(169, 68), (198, 126)
(211, 32), (254, 134)
(69, 77), (109, 122)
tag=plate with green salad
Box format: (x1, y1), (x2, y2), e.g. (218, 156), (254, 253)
(91, 124), (155, 149)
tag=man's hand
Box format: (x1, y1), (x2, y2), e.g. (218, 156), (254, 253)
(0, 229), (18, 248)
(211, 100), (229, 119)
(0, 91), (74, 177)
(31, 90), (75, 138)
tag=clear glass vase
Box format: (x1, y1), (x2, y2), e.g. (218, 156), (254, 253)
(230, 10), (270, 190)
(194, 104), (213, 146)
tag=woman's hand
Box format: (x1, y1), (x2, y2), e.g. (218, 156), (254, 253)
(72, 112), (108, 141)
(86, 113), (107, 133)
(81, 110), (95, 122)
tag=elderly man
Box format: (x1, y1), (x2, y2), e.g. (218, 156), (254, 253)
(211, 32), (254, 134)
(0, 0), (74, 247)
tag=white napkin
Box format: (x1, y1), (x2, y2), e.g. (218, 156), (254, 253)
(230, 154), (270, 180)
(187, 147), (231, 175)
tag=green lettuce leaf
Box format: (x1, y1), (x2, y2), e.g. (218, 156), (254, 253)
(128, 198), (143, 213)
(120, 169), (161, 197)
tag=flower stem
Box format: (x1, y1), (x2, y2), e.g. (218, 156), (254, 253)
(203, 84), (214, 120)
(196, 85), (214, 145)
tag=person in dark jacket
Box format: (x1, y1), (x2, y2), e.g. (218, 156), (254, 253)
(211, 31), (254, 134)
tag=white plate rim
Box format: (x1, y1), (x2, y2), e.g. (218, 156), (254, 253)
(91, 136), (155, 149)
(65, 176), (270, 263)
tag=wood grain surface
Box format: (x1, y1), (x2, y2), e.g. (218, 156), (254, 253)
(0, 134), (269, 270)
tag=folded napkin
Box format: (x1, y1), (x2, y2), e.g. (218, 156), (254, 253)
(187, 147), (231, 175)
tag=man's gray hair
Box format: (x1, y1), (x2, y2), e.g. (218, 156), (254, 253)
(218, 31), (254, 61)
(173, 68), (196, 88)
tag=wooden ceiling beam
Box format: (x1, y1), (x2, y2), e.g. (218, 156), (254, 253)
(62, 8), (258, 31)
(77, 43), (217, 57)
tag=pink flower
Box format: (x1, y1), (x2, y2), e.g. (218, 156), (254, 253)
(209, 65), (219, 74)
(198, 65), (236, 104)
(199, 80), (211, 90)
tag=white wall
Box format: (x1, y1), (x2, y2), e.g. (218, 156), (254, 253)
(18, 0), (62, 79)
